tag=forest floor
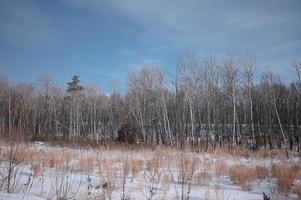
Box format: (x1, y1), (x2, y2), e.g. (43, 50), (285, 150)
(0, 141), (300, 200)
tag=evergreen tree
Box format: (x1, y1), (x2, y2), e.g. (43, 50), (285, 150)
(66, 75), (84, 96)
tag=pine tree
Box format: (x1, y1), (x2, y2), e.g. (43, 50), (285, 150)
(66, 75), (84, 96)
(66, 75), (84, 140)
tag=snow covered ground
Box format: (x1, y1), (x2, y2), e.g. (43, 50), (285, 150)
(0, 142), (300, 200)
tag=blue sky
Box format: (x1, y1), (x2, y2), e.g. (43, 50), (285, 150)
(0, 0), (300, 92)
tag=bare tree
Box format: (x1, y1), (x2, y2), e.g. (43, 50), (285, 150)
(267, 72), (289, 158)
(177, 49), (201, 149)
(221, 55), (241, 147)
(291, 61), (301, 150)
(242, 55), (256, 149)
(127, 65), (165, 144)
(203, 53), (218, 150)
(0, 50), (300, 152)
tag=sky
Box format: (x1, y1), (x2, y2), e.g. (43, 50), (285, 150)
(0, 0), (300, 93)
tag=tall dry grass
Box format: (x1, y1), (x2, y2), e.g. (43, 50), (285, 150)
(193, 171), (212, 186)
(215, 159), (228, 176)
(78, 153), (94, 174)
(272, 163), (295, 195)
(293, 186), (301, 200)
(129, 157), (144, 180)
(255, 165), (269, 180)
(229, 164), (258, 190)
(1, 142), (301, 198)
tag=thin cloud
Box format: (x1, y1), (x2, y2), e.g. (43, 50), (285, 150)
(0, 0), (61, 48)
(62, 0), (301, 62)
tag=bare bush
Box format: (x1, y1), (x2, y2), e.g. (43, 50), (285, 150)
(0, 142), (22, 193)
(54, 169), (82, 200)
(142, 152), (169, 200)
(120, 155), (130, 200)
(99, 178), (115, 200)
(178, 152), (197, 200)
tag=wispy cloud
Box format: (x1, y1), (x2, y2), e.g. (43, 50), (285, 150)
(62, 0), (301, 64)
(1, 0), (300, 87)
(0, 0), (61, 48)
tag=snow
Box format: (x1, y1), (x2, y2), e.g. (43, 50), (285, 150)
(0, 192), (45, 200)
(0, 143), (300, 200)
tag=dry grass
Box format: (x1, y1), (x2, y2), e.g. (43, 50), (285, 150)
(12, 144), (28, 164)
(228, 163), (268, 190)
(229, 164), (257, 190)
(292, 186), (301, 200)
(203, 158), (213, 172)
(255, 165), (269, 180)
(1, 142), (301, 198)
(193, 171), (212, 186)
(145, 157), (161, 174)
(78, 153), (94, 174)
(142, 151), (171, 199)
(213, 184), (226, 200)
(99, 178), (115, 200)
(97, 157), (109, 176)
(43, 150), (70, 171)
(292, 164), (301, 179)
(215, 159), (228, 176)
(178, 155), (196, 183)
(31, 162), (42, 176)
(163, 173), (172, 186)
(64, 151), (78, 164)
(212, 147), (289, 160)
(272, 163), (295, 195)
(129, 158), (144, 179)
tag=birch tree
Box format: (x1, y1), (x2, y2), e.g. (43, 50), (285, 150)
(242, 56), (256, 149)
(203, 53), (218, 150)
(176, 49), (201, 148)
(291, 61), (301, 150)
(221, 55), (241, 147)
(267, 72), (289, 158)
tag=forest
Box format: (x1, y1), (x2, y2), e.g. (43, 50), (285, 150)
(1, 50), (300, 153)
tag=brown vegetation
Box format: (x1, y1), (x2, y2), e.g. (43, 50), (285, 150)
(78, 153), (94, 174)
(271, 163), (295, 195)
(229, 164), (258, 190)
(1, 141), (301, 199)
(215, 159), (228, 176)
(255, 165), (269, 180)
(193, 171), (212, 186)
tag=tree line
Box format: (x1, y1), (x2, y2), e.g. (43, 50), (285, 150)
(0, 50), (300, 151)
